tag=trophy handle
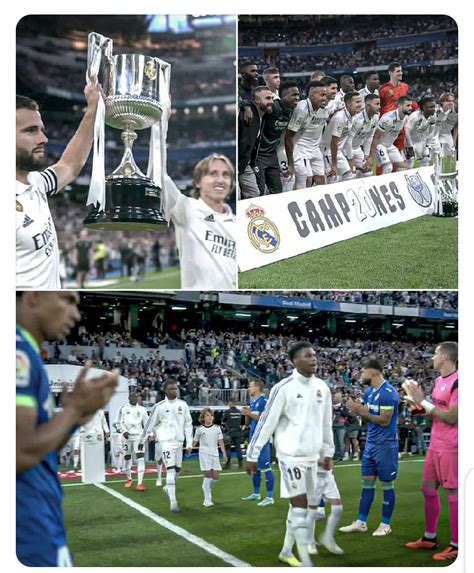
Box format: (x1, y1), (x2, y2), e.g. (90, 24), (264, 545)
(87, 32), (113, 83)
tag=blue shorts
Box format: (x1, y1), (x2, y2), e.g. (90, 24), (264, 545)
(257, 443), (271, 471)
(17, 544), (73, 567)
(361, 442), (398, 481)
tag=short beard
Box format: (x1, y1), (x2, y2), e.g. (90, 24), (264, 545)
(361, 377), (372, 386)
(16, 148), (48, 173)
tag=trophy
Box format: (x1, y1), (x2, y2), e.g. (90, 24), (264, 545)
(83, 32), (171, 231)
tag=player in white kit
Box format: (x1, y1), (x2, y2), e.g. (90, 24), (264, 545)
(192, 408), (228, 507)
(116, 393), (149, 491)
(16, 80), (100, 289)
(367, 95), (413, 174)
(110, 424), (124, 473)
(405, 96), (441, 167)
(246, 341), (335, 567)
(140, 380), (193, 512)
(162, 154), (236, 289)
(435, 93), (458, 158)
(344, 93), (380, 177)
(307, 458), (344, 556)
(285, 81), (329, 189)
(321, 92), (363, 182)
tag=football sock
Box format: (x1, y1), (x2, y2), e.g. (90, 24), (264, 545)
(358, 480), (376, 523)
(382, 163), (393, 174)
(324, 504), (343, 539)
(210, 478), (217, 488)
(73, 453), (80, 469)
(157, 463), (163, 481)
(137, 457), (145, 485)
(281, 506), (295, 555)
(166, 469), (177, 505)
(290, 507), (312, 566)
(125, 457), (132, 480)
(447, 493), (458, 545)
(306, 507), (319, 544)
(381, 482), (396, 525)
(265, 470), (275, 498)
(202, 477), (212, 501)
(422, 486), (441, 536)
(252, 471), (262, 495)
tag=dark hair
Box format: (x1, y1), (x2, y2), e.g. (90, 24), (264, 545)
(361, 357), (384, 372)
(437, 341), (458, 364)
(344, 91), (361, 105)
(388, 62), (402, 72)
(288, 341), (314, 362)
(419, 95), (435, 109)
(306, 80), (326, 94)
(340, 74), (353, 82)
(240, 60), (257, 73)
(162, 379), (177, 391)
(17, 95), (39, 111)
(365, 93), (380, 103)
(323, 75), (338, 87)
(279, 81), (299, 97)
(364, 70), (379, 82)
(397, 95), (413, 106)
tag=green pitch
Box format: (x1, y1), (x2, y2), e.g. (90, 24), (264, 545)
(64, 457), (453, 567)
(88, 267), (181, 289)
(238, 217), (458, 289)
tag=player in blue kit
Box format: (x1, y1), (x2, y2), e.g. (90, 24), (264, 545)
(241, 380), (275, 506)
(339, 358), (399, 537)
(16, 291), (118, 566)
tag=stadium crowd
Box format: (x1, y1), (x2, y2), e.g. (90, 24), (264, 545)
(238, 15), (456, 46)
(240, 291), (458, 309)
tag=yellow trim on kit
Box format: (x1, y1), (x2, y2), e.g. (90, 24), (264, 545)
(16, 395), (37, 408)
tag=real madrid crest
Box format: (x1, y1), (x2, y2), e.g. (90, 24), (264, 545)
(145, 61), (157, 81)
(16, 200), (23, 212)
(246, 204), (280, 254)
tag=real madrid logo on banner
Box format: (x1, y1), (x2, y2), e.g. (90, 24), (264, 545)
(405, 172), (432, 207)
(246, 204), (281, 254)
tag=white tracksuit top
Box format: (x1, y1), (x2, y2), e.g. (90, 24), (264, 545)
(139, 397), (193, 449)
(246, 369), (335, 464)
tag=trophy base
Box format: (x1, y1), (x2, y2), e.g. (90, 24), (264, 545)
(83, 178), (167, 231)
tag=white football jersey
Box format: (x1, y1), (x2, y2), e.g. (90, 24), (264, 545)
(405, 110), (438, 146)
(435, 107), (458, 136)
(81, 409), (109, 436)
(320, 109), (355, 151)
(193, 424), (223, 455)
(116, 404), (148, 438)
(287, 99), (330, 158)
(246, 369), (335, 464)
(358, 86), (380, 102)
(377, 110), (409, 147)
(140, 398), (193, 449)
(162, 176), (236, 289)
(346, 110), (380, 158)
(16, 168), (61, 289)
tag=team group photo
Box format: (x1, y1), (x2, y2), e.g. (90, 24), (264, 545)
(14, 9), (463, 572)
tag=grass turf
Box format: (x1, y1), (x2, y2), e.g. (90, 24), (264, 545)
(64, 457), (454, 567)
(238, 217), (458, 289)
(87, 267), (181, 289)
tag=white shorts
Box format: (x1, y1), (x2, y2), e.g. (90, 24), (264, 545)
(439, 133), (455, 158)
(162, 445), (184, 469)
(278, 459), (318, 501)
(155, 442), (163, 462)
(199, 452), (222, 472)
(295, 149), (325, 178)
(72, 435), (81, 450)
(351, 147), (365, 169)
(375, 144), (404, 166)
(123, 437), (143, 456)
(277, 146), (289, 174)
(315, 470), (341, 503)
(413, 141), (431, 161)
(324, 150), (351, 176)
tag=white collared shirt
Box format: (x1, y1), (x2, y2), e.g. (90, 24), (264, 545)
(377, 109), (409, 147)
(16, 168), (61, 289)
(358, 86), (380, 101)
(287, 98), (330, 158)
(163, 176), (236, 289)
(140, 397), (193, 448)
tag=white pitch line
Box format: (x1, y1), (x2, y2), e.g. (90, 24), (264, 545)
(94, 482), (252, 568)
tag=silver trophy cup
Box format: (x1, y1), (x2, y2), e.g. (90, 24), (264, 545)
(84, 32), (170, 231)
